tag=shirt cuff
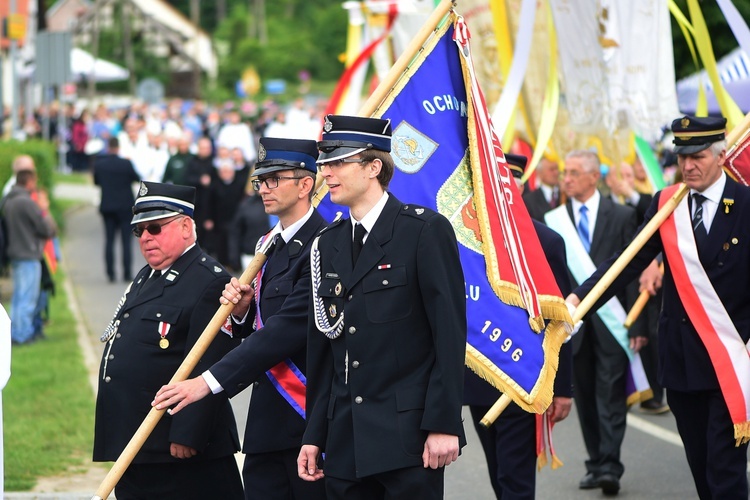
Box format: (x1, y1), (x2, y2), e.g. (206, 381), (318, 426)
(202, 371), (224, 394)
(232, 307), (250, 324)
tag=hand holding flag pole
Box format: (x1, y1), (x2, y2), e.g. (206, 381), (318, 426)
(91, 237), (276, 500)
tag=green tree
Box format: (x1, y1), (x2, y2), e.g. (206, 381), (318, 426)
(670, 0), (750, 80)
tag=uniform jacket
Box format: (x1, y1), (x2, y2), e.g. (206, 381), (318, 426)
(93, 154), (140, 214)
(210, 210), (327, 454)
(575, 177), (750, 391)
(94, 244), (241, 463)
(304, 194), (467, 480)
(523, 187), (556, 222)
(463, 220), (573, 405)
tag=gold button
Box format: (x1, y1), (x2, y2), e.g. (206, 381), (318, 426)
(732, 238), (739, 244)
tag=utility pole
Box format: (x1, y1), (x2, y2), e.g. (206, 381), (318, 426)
(9, 0), (19, 138)
(190, 0), (201, 98)
(88, 0), (101, 106)
(122, 1), (136, 96)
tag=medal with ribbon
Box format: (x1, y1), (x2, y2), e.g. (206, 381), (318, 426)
(158, 321), (172, 349)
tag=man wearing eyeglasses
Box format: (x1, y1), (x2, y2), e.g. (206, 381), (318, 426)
(152, 138), (327, 500)
(297, 115), (467, 499)
(93, 181), (244, 500)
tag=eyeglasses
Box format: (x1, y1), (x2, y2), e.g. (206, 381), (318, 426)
(562, 169), (587, 178)
(251, 176), (305, 191)
(132, 217), (183, 238)
(317, 158), (369, 171)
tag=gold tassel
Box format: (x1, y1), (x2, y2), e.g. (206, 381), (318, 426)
(550, 452), (564, 470)
(734, 421), (750, 447)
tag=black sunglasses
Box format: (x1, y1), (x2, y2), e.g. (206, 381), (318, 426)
(132, 217), (183, 238)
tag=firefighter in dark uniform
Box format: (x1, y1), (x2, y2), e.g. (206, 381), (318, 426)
(297, 115), (467, 499)
(93, 181), (243, 500)
(464, 154), (574, 499)
(152, 138), (327, 500)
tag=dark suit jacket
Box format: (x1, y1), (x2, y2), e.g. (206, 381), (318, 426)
(560, 195), (646, 355)
(93, 154), (140, 214)
(94, 245), (241, 463)
(523, 187), (555, 222)
(464, 220), (573, 405)
(575, 178), (750, 391)
(304, 194), (467, 479)
(209, 210), (327, 454)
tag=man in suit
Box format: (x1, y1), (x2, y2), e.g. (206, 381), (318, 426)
(569, 116), (749, 499)
(606, 162), (669, 415)
(464, 154), (574, 499)
(523, 156), (561, 221)
(297, 115), (467, 499)
(93, 181), (243, 500)
(544, 150), (648, 496)
(153, 138), (327, 500)
(93, 137), (141, 282)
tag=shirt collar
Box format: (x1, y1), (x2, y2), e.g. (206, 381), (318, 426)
(269, 205), (315, 244)
(571, 189), (600, 214)
(350, 191), (389, 235)
(691, 171), (726, 205)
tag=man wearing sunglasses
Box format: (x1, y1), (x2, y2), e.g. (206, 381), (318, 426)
(298, 115), (467, 499)
(152, 138), (327, 500)
(93, 181), (244, 500)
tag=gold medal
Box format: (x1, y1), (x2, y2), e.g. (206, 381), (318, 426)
(159, 338), (170, 349)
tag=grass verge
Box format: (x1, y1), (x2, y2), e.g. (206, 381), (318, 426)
(3, 266), (96, 491)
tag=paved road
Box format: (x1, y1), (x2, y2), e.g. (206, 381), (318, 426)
(8, 181), (747, 499)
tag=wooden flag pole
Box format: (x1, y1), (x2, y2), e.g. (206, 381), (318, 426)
(91, 245), (272, 500)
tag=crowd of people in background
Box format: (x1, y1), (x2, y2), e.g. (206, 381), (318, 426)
(12, 97), (329, 275)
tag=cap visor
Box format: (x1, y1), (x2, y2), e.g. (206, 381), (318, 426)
(251, 164), (296, 177)
(131, 209), (183, 225)
(673, 143), (711, 155)
(317, 147), (366, 164)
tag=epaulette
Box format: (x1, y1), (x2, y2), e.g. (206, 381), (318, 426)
(198, 254), (227, 275)
(317, 212), (346, 236)
(400, 203), (435, 220)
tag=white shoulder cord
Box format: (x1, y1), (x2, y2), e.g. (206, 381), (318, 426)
(310, 235), (345, 339)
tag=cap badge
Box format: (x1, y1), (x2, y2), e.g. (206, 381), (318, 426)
(258, 143), (266, 161)
(681, 117), (690, 129)
(415, 208), (425, 215)
(324, 116), (333, 133)
(139, 183), (148, 196)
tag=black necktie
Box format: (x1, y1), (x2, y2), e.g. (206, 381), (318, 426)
(140, 269), (161, 294)
(352, 223), (366, 264)
(692, 193), (708, 246)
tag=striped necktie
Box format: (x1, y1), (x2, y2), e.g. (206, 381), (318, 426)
(692, 193), (708, 246)
(578, 205), (591, 253)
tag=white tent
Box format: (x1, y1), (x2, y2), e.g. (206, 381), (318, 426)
(677, 48), (750, 114)
(70, 47), (130, 83)
(20, 47), (130, 83)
